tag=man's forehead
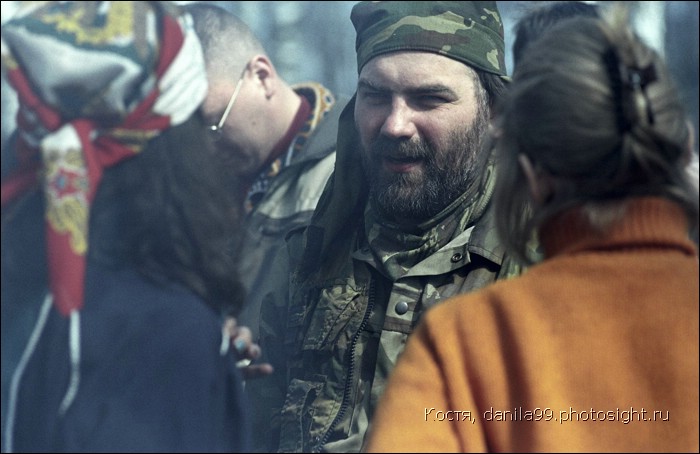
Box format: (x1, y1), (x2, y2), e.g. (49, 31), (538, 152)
(359, 51), (476, 87)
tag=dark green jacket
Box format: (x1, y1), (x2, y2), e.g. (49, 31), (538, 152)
(236, 83), (346, 340)
(250, 97), (521, 453)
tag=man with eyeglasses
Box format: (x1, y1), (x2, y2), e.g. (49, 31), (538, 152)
(185, 4), (348, 362)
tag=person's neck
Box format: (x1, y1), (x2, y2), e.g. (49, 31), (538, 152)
(260, 91), (310, 172)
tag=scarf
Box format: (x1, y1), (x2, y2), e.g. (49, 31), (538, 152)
(1, 1), (208, 317)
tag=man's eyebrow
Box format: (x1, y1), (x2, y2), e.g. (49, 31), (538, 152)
(357, 79), (383, 92)
(357, 79), (456, 97)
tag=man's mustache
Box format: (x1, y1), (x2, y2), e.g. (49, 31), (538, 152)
(369, 137), (431, 161)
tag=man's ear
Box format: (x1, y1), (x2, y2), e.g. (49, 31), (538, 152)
(249, 54), (276, 99)
(518, 153), (552, 205)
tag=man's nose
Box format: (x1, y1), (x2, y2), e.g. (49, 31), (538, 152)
(380, 98), (418, 140)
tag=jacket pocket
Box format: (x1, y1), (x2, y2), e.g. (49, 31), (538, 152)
(278, 378), (327, 452)
(301, 284), (364, 351)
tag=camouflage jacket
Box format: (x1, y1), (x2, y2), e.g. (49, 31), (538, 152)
(248, 97), (521, 453)
(236, 83), (345, 340)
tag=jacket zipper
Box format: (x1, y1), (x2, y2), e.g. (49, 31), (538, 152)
(314, 277), (376, 452)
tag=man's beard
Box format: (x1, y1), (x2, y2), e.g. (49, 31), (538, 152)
(362, 106), (490, 223)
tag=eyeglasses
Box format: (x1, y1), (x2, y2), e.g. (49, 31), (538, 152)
(208, 68), (246, 137)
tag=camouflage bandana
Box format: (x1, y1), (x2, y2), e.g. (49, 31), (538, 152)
(351, 1), (507, 77)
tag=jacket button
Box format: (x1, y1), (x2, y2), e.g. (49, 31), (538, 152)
(451, 252), (463, 263)
(395, 301), (409, 315)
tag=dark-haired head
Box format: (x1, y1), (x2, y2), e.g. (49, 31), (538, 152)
(493, 5), (699, 264)
(512, 1), (600, 67)
(90, 113), (246, 316)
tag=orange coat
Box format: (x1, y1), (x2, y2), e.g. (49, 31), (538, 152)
(365, 197), (699, 452)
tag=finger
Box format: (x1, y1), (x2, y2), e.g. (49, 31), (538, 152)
(241, 363), (274, 380)
(233, 338), (248, 356)
(224, 317), (238, 338)
(234, 340), (261, 360)
(234, 326), (253, 345)
(233, 327), (253, 356)
(247, 343), (261, 360)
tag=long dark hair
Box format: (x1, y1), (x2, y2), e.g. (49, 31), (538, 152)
(493, 7), (698, 264)
(89, 113), (245, 316)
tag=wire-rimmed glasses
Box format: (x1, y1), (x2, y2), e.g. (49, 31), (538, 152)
(208, 68), (246, 138)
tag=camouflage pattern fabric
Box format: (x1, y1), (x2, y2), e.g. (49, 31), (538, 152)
(268, 100), (522, 451)
(236, 81), (340, 342)
(242, 84), (348, 453)
(363, 164), (494, 281)
(276, 169), (522, 451)
(351, 1), (507, 76)
(253, 2), (520, 451)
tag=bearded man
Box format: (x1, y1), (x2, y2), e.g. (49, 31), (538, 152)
(246, 2), (522, 452)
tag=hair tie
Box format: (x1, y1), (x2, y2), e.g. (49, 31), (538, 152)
(604, 46), (658, 133)
(619, 60), (657, 126)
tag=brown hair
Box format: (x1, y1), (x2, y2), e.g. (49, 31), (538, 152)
(492, 4), (698, 264)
